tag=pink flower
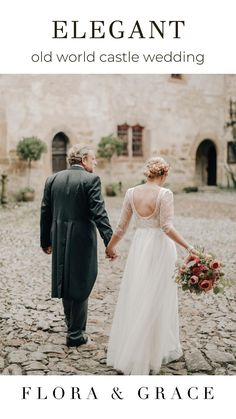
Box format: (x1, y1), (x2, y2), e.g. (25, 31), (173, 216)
(192, 264), (208, 276)
(199, 279), (214, 292)
(185, 254), (200, 265)
(189, 275), (199, 285)
(209, 260), (221, 269)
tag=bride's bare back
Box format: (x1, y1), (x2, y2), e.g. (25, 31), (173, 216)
(106, 155), (195, 258)
(132, 184), (161, 218)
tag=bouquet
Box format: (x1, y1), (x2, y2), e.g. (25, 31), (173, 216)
(175, 248), (230, 295)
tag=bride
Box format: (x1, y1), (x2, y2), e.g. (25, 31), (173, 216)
(105, 157), (197, 375)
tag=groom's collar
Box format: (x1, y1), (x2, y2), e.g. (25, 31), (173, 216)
(69, 164), (85, 170)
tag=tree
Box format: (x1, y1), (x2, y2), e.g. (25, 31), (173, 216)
(97, 134), (125, 196)
(16, 136), (47, 189)
(97, 134), (124, 175)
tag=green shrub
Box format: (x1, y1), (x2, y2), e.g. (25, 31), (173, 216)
(183, 186), (199, 193)
(16, 136), (47, 188)
(97, 134), (124, 162)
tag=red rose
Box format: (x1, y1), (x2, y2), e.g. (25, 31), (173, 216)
(199, 279), (214, 292)
(192, 264), (208, 276)
(189, 275), (199, 285)
(209, 260), (221, 269)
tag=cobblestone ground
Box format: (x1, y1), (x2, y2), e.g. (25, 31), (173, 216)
(0, 190), (236, 375)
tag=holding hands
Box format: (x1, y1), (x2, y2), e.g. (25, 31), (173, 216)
(106, 244), (118, 260)
(42, 246), (52, 255)
(106, 234), (120, 260)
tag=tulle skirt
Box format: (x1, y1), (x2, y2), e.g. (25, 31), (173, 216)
(106, 227), (182, 375)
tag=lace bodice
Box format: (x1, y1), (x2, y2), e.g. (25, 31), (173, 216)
(114, 186), (174, 239)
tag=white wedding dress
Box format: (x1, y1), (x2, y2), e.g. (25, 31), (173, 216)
(106, 186), (182, 375)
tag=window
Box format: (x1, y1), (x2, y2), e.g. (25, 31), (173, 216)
(117, 123), (144, 158)
(227, 141), (236, 164)
(171, 74), (183, 80)
(117, 123), (129, 156)
(132, 124), (144, 156)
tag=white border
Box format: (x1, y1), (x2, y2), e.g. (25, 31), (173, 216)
(0, 0), (235, 73)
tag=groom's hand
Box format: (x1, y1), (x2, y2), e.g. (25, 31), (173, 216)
(42, 246), (52, 255)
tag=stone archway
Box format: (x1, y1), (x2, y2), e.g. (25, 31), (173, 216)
(52, 132), (70, 173)
(196, 139), (217, 186)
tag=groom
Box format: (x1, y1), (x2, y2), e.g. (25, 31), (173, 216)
(40, 144), (115, 347)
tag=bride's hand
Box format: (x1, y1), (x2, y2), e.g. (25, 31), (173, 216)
(188, 246), (199, 255)
(105, 245), (118, 260)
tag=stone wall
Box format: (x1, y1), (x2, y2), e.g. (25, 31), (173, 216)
(0, 74), (235, 197)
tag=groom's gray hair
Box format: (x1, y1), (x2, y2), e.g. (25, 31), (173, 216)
(67, 144), (94, 166)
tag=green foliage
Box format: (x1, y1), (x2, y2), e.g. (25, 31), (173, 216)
(17, 187), (35, 202)
(183, 186), (198, 193)
(19, 187), (35, 193)
(16, 136), (47, 189)
(97, 134), (124, 161)
(16, 136), (47, 163)
(105, 182), (120, 196)
(213, 287), (221, 295)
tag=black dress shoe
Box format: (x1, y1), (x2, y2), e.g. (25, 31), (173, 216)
(66, 335), (88, 348)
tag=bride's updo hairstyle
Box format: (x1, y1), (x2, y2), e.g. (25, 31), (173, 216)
(143, 157), (170, 179)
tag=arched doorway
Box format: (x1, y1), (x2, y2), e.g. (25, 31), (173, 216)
(196, 139), (217, 186)
(52, 132), (69, 173)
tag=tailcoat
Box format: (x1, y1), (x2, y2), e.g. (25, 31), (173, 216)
(40, 166), (113, 301)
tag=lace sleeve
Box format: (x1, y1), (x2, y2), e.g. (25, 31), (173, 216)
(114, 190), (133, 239)
(160, 189), (174, 233)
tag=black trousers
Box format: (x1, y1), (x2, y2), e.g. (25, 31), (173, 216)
(62, 297), (88, 342)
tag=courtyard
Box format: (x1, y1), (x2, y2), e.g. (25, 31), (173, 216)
(0, 189), (235, 375)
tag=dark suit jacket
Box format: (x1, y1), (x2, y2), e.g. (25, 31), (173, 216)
(40, 166), (113, 302)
